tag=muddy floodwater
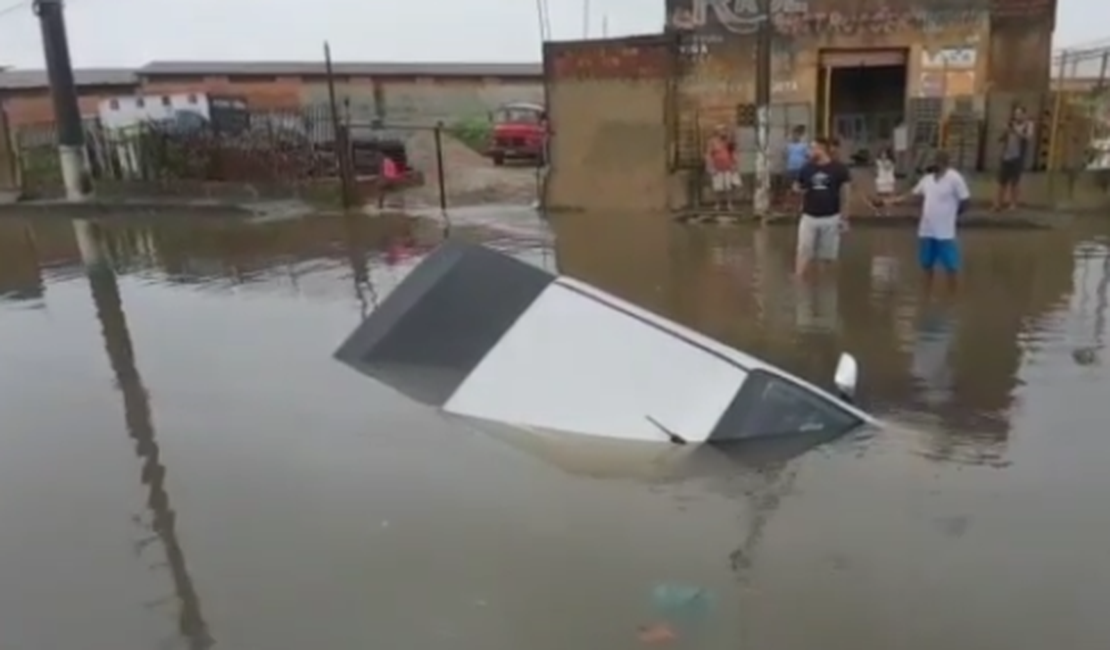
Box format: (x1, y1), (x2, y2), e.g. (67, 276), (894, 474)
(1, 211), (1109, 650)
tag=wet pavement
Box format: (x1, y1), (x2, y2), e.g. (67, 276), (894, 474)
(0, 211), (1109, 649)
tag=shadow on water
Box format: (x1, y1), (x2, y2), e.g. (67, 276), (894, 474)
(1, 209), (1110, 648)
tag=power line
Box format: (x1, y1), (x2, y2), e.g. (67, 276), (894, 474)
(1058, 36), (1110, 52)
(535, 0), (551, 44)
(0, 0), (31, 19)
(0, 0), (84, 24)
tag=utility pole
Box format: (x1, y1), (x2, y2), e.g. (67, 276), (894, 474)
(752, 0), (773, 220)
(33, 0), (91, 201)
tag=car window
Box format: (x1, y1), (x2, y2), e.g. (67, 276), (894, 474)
(711, 369), (863, 441)
(496, 108), (541, 124)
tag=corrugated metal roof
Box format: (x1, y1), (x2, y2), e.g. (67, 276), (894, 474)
(138, 60), (543, 77)
(0, 60), (543, 91)
(0, 67), (137, 90)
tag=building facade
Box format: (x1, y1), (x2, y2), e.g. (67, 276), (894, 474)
(0, 61), (545, 128)
(541, 0), (1060, 212)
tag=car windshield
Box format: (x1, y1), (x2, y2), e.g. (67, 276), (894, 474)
(495, 107), (542, 124)
(712, 369), (864, 441)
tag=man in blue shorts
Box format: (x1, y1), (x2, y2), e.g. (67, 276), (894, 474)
(884, 151), (970, 293)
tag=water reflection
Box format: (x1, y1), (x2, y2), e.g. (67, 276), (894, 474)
(1070, 240), (1110, 366)
(548, 215), (1084, 467)
(793, 275), (840, 334)
(908, 302), (956, 408)
(0, 213), (1096, 471)
(0, 214), (1090, 459)
(75, 221), (214, 649)
(0, 212), (1108, 649)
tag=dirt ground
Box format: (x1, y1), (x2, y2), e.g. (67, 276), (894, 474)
(396, 130), (542, 208)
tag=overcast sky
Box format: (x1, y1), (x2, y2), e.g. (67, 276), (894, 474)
(0, 0), (1105, 68)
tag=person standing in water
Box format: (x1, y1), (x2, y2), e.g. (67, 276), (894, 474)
(884, 151), (970, 293)
(781, 125), (809, 206)
(793, 137), (851, 278)
(705, 124), (740, 211)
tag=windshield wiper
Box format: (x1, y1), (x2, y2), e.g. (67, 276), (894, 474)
(646, 415), (687, 445)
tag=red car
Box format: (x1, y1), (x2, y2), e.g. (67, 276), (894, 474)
(487, 102), (547, 166)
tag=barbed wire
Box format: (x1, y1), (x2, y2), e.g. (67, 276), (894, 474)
(1054, 44), (1110, 63)
(1057, 36), (1110, 52)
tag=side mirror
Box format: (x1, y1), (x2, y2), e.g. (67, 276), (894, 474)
(834, 352), (858, 401)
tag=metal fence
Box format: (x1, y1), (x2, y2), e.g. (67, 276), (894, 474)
(5, 45), (541, 211)
(12, 109), (344, 198)
(7, 108), (544, 210)
(1047, 43), (1110, 171)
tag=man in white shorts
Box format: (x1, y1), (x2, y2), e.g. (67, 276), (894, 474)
(792, 136), (851, 278)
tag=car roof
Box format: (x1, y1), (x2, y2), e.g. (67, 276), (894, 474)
(555, 277), (877, 425)
(500, 102), (544, 111)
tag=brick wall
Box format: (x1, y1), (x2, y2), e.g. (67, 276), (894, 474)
(0, 73), (545, 129)
(0, 110), (16, 189)
(544, 36), (674, 212)
(378, 78), (543, 123)
(141, 75), (303, 110)
(1, 83), (138, 127)
(145, 74), (543, 121)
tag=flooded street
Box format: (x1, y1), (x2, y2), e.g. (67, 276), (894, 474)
(1, 211), (1109, 649)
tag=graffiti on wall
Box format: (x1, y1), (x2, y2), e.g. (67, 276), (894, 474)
(670, 0), (808, 39)
(549, 39), (671, 81)
(772, 7), (982, 36)
(918, 46), (977, 96)
(921, 46), (977, 69)
(919, 70), (975, 96)
(990, 0), (1055, 20)
(668, 0), (983, 39)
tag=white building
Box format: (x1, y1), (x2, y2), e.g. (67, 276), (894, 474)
(96, 93), (212, 131)
(95, 93), (220, 178)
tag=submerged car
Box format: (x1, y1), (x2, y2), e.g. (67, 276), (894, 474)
(334, 240), (874, 444)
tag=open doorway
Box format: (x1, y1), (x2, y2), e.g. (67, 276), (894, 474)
(816, 50), (908, 165)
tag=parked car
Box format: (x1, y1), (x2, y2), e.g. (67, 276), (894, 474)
(487, 102), (547, 166)
(345, 124), (410, 176)
(266, 120), (411, 177)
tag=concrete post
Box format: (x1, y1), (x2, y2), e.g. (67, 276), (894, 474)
(33, 0), (91, 201)
(753, 0), (773, 219)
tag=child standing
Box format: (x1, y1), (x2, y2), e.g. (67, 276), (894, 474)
(781, 125), (809, 208)
(705, 124), (741, 211)
(873, 148), (896, 215)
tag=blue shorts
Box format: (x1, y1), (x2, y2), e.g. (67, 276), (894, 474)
(918, 237), (959, 272)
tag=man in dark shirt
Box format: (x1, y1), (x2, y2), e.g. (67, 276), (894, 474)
(792, 137), (851, 278)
